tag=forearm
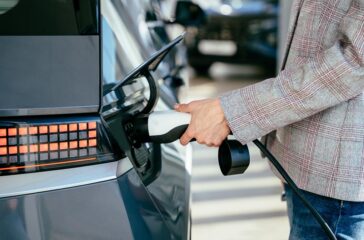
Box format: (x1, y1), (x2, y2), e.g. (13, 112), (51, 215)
(221, 38), (364, 144)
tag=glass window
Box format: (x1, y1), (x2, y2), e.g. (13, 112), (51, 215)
(0, 0), (99, 35)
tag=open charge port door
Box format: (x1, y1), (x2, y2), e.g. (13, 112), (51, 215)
(102, 107), (162, 186)
(102, 34), (184, 186)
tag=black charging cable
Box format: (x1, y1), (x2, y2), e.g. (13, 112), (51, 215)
(253, 139), (337, 240)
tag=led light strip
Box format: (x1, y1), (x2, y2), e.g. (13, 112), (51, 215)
(0, 140), (98, 155)
(0, 121), (98, 164)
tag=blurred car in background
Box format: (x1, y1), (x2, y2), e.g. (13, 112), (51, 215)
(186, 0), (278, 75)
(133, 0), (205, 99)
(139, 0), (189, 101)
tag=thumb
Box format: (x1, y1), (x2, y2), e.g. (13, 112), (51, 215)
(175, 103), (191, 113)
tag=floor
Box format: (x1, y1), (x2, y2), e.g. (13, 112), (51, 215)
(180, 63), (290, 240)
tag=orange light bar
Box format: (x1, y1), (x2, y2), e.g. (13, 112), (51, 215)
(89, 139), (97, 147)
(88, 122), (97, 129)
(8, 128), (17, 136)
(29, 127), (38, 135)
(0, 121), (99, 160)
(69, 141), (78, 149)
(49, 125), (58, 133)
(19, 127), (28, 135)
(0, 138), (7, 146)
(19, 146), (28, 154)
(0, 147), (7, 155)
(88, 130), (97, 138)
(50, 143), (59, 151)
(79, 123), (87, 131)
(79, 140), (88, 148)
(0, 129), (6, 137)
(60, 142), (68, 150)
(0, 157), (97, 171)
(39, 126), (48, 134)
(29, 145), (38, 153)
(69, 124), (77, 131)
(59, 125), (68, 132)
(0, 119), (109, 175)
(9, 146), (17, 155)
(39, 144), (49, 152)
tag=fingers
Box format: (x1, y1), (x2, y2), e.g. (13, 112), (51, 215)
(174, 103), (191, 113)
(204, 137), (224, 148)
(176, 99), (230, 147)
(180, 130), (225, 147)
(180, 127), (194, 145)
(211, 138), (224, 147)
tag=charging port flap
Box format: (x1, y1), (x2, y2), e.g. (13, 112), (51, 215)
(101, 34), (185, 185)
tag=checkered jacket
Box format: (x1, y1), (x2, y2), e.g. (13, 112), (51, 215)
(220, 0), (364, 201)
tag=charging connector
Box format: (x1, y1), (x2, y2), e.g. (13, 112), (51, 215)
(129, 111), (250, 175)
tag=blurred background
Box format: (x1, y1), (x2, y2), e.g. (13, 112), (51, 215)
(167, 0), (294, 239)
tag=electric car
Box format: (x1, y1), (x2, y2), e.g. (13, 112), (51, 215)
(186, 0), (278, 74)
(0, 0), (202, 239)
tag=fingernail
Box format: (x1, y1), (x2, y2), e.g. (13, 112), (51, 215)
(174, 104), (179, 109)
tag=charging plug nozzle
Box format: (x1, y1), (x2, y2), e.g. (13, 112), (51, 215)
(129, 111), (250, 175)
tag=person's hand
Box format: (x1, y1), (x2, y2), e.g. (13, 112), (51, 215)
(175, 98), (230, 147)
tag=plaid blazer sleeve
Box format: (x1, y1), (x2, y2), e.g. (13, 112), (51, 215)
(220, 0), (364, 145)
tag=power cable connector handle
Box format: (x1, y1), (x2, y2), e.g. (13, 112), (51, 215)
(131, 110), (250, 175)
